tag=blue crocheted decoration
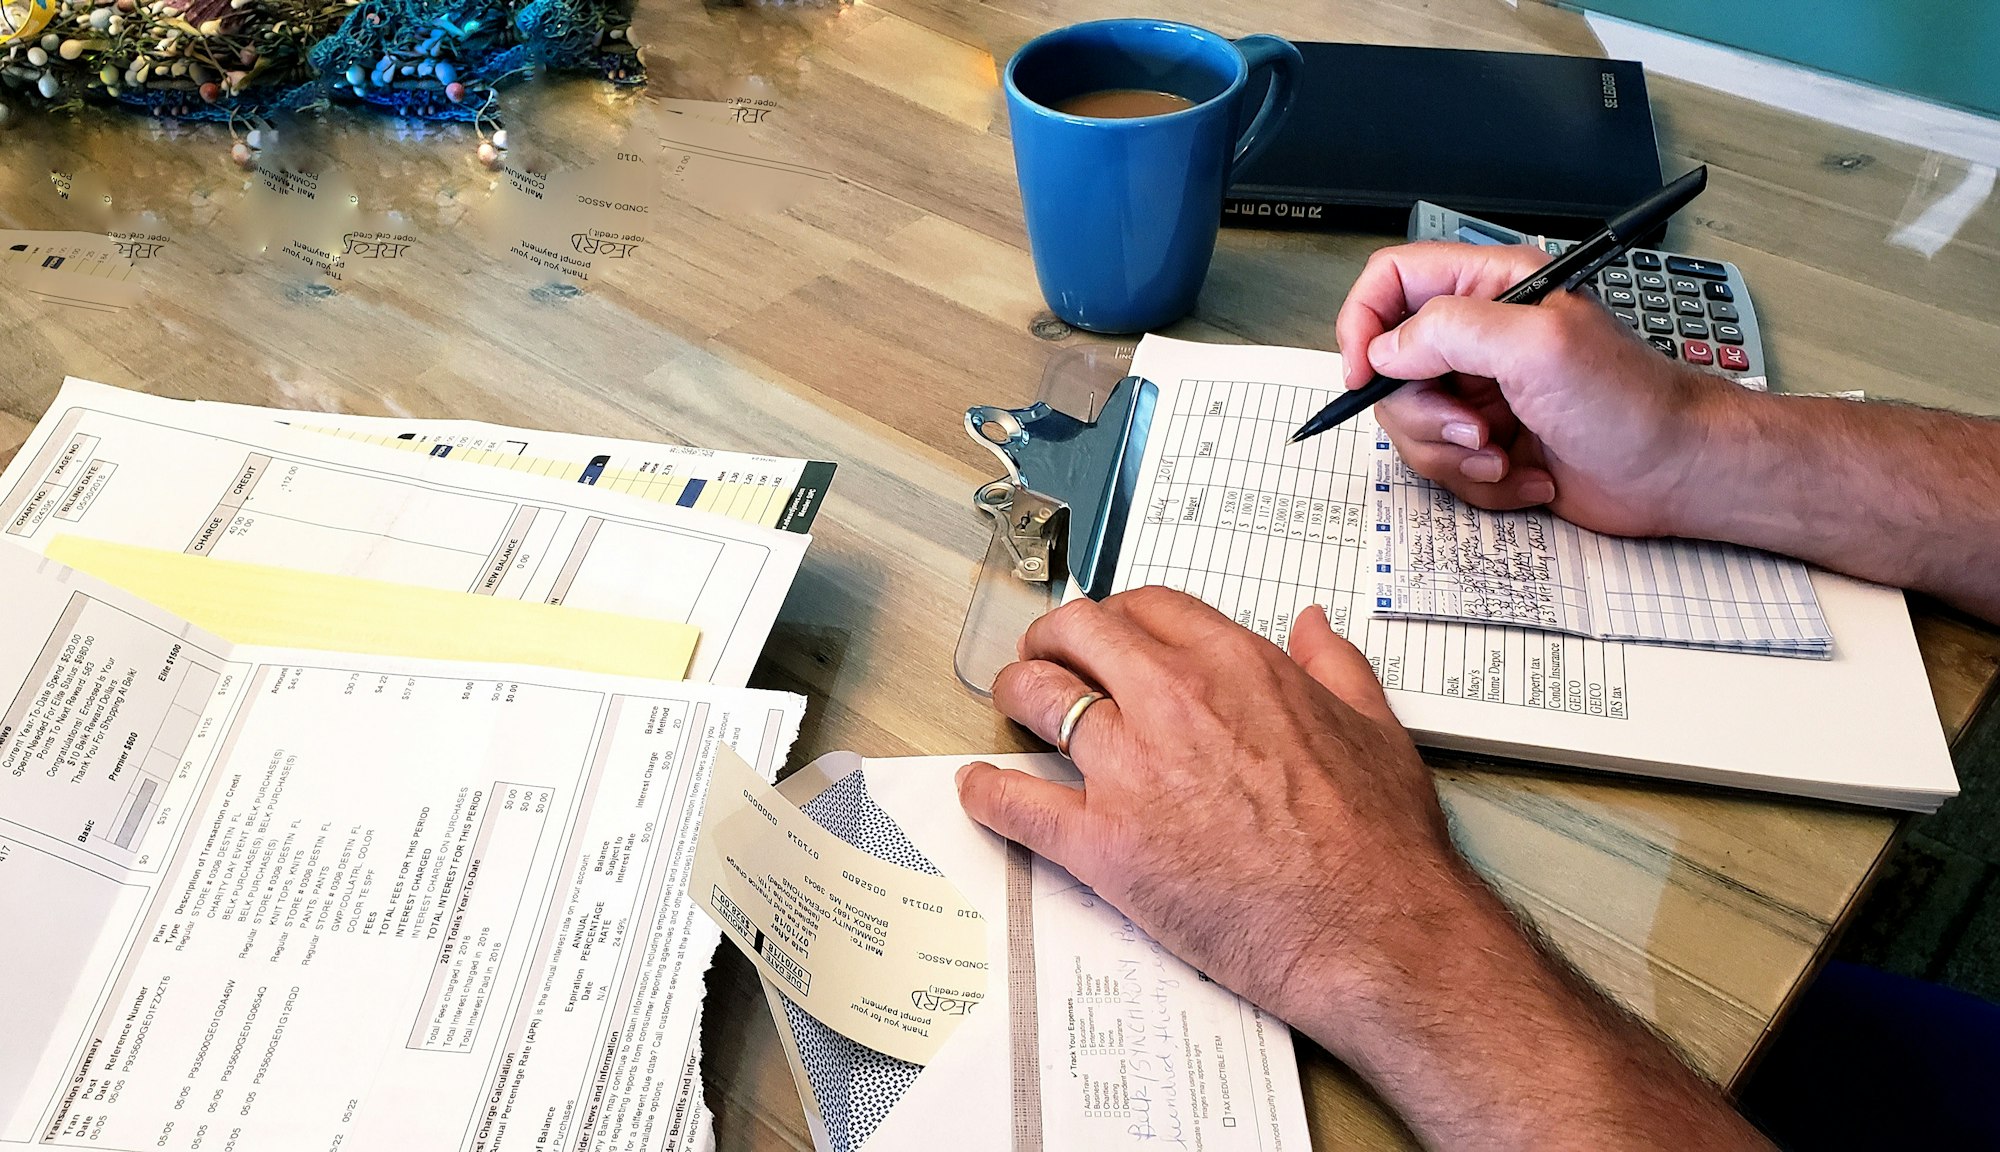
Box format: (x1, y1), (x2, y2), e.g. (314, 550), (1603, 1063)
(302, 0), (640, 121)
(6, 0), (638, 122)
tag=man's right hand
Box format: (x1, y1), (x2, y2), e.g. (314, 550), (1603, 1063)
(1335, 242), (1737, 539)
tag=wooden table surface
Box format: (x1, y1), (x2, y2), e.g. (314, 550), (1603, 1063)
(4, 0), (1999, 1147)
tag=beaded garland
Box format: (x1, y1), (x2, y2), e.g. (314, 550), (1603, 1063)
(0, 0), (638, 123)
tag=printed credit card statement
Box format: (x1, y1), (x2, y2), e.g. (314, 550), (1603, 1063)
(0, 544), (804, 1152)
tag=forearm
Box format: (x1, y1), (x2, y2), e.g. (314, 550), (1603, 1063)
(1300, 865), (1770, 1151)
(1676, 383), (2000, 623)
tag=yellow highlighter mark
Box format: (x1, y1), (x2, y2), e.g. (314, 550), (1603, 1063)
(47, 535), (699, 681)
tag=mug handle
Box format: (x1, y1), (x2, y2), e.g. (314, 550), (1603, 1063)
(1226, 35), (1304, 182)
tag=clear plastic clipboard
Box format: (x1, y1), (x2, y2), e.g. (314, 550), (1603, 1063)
(953, 342), (1152, 697)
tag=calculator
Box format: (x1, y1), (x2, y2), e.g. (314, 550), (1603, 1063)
(1408, 202), (1766, 381)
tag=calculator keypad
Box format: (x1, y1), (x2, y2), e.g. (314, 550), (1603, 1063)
(1411, 205), (1766, 380)
(1576, 247), (1762, 378)
(1667, 255), (1728, 280)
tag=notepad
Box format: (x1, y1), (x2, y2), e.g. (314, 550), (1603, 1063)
(46, 535), (700, 680)
(1102, 335), (1957, 811)
(1370, 449), (1833, 657)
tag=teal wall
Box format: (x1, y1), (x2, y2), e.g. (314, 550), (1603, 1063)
(1568, 0), (2000, 118)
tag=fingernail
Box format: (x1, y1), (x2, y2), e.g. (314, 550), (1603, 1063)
(1442, 421), (1482, 450)
(1521, 479), (1556, 505)
(1368, 328), (1400, 368)
(955, 764), (972, 790)
(1459, 452), (1505, 483)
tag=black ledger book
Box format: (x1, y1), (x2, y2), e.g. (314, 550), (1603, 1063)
(1225, 43), (1661, 236)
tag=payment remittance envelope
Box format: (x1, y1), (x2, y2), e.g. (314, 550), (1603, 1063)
(689, 746), (989, 1065)
(716, 750), (1312, 1152)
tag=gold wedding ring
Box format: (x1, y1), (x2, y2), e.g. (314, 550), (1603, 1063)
(1055, 691), (1107, 759)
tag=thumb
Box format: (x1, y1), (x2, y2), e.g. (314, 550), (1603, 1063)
(955, 762), (1087, 863)
(1368, 295), (1557, 391)
(1287, 605), (1396, 726)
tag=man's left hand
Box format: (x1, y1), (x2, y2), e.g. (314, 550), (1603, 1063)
(956, 587), (1474, 1042)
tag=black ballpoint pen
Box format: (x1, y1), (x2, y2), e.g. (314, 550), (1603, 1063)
(1288, 165), (1710, 445)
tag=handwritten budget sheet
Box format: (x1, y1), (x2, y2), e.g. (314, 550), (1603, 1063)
(1104, 336), (1954, 810)
(1370, 449), (1832, 657)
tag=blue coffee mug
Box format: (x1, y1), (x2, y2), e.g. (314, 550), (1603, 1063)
(1004, 20), (1302, 333)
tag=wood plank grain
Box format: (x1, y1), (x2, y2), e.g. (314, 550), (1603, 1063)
(2, 1), (1996, 1148)
(1914, 600), (2000, 741)
(717, 260), (1054, 473)
(0, 412), (30, 467)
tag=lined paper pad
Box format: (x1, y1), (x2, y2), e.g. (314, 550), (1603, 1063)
(1104, 336), (1956, 811)
(1371, 451), (1833, 657)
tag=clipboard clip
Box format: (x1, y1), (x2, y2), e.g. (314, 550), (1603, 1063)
(964, 374), (1157, 602)
(954, 345), (1153, 696)
(971, 477), (1062, 582)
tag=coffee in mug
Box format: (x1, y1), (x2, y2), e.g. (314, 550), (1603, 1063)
(1004, 20), (1302, 332)
(1052, 88), (1197, 118)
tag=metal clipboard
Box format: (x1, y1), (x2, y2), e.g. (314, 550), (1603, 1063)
(953, 344), (1158, 696)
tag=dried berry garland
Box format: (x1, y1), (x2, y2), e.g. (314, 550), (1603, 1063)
(0, 0), (639, 123)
